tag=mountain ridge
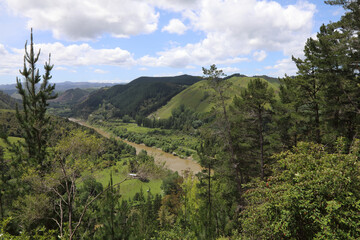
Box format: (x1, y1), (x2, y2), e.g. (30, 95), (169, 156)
(71, 74), (202, 119)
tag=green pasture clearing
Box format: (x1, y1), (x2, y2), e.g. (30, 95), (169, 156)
(93, 166), (163, 200)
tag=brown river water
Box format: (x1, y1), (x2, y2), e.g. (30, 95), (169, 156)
(68, 118), (202, 175)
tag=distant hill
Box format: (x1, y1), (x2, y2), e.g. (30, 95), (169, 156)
(50, 88), (90, 105)
(72, 75), (201, 118)
(53, 81), (118, 92)
(152, 75), (280, 119)
(0, 91), (19, 110)
(0, 81), (118, 94)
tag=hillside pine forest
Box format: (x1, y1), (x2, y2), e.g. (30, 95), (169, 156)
(1, 1), (360, 239)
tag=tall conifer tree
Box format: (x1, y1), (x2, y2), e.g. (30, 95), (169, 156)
(16, 29), (57, 170)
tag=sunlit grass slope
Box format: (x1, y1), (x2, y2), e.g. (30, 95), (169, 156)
(153, 76), (280, 119)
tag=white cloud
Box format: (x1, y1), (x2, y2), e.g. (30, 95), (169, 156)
(54, 66), (67, 71)
(94, 69), (108, 74)
(162, 19), (187, 35)
(253, 50), (267, 62)
(2, 0), (317, 77)
(0, 42), (135, 75)
(4, 0), (159, 41)
(220, 67), (240, 74)
(34, 43), (135, 67)
(265, 58), (297, 77)
(0, 44), (23, 75)
(149, 0), (201, 12)
(139, 0), (315, 68)
(139, 38), (248, 68)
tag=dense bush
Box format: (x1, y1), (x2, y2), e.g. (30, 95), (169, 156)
(241, 140), (360, 239)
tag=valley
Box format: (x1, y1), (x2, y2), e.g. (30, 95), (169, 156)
(1, 4), (360, 236)
(69, 118), (202, 175)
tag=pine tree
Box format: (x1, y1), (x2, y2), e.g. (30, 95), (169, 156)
(233, 78), (275, 179)
(202, 64), (243, 200)
(273, 75), (306, 149)
(291, 9), (360, 146)
(15, 29), (57, 170)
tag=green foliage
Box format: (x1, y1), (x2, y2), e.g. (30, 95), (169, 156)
(0, 146), (12, 221)
(11, 29), (57, 171)
(143, 104), (203, 132)
(0, 110), (20, 137)
(232, 78), (276, 179)
(0, 217), (57, 240)
(283, 3), (360, 147)
(95, 119), (199, 158)
(122, 114), (132, 123)
(241, 140), (360, 239)
(161, 171), (182, 195)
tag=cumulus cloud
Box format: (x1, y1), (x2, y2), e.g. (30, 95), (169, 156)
(2, 0), (316, 77)
(139, 0), (315, 69)
(253, 50), (267, 62)
(35, 43), (135, 66)
(149, 0), (200, 12)
(265, 58), (298, 77)
(139, 37), (248, 68)
(0, 42), (135, 75)
(162, 19), (187, 35)
(220, 67), (240, 74)
(4, 0), (159, 41)
(0, 44), (23, 75)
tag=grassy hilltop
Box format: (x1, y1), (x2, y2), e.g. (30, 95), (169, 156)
(152, 75), (280, 119)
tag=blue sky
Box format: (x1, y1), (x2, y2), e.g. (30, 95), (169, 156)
(0, 0), (344, 84)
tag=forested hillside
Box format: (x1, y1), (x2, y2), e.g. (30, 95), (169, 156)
(0, 91), (18, 110)
(72, 75), (201, 119)
(50, 88), (90, 105)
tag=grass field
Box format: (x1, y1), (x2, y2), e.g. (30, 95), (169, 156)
(93, 166), (163, 200)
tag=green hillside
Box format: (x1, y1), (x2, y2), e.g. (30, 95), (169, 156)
(51, 88), (90, 105)
(72, 74), (201, 118)
(0, 90), (19, 110)
(152, 76), (280, 119)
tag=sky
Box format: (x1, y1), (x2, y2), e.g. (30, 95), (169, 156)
(0, 0), (344, 85)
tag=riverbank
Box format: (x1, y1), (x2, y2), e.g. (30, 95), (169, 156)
(68, 118), (202, 175)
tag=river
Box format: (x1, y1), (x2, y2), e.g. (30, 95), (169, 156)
(68, 118), (202, 175)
